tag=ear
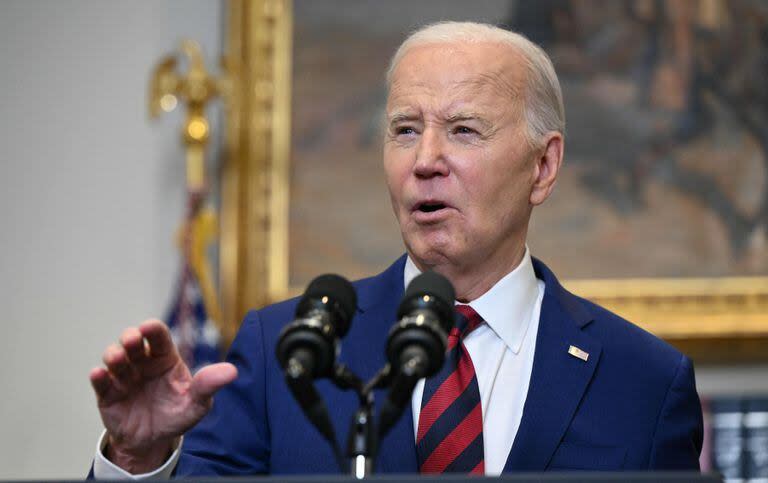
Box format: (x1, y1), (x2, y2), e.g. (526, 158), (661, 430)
(529, 132), (564, 206)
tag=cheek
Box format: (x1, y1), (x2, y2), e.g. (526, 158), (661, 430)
(383, 164), (400, 197)
(464, 170), (523, 224)
(382, 170), (407, 222)
(383, 156), (409, 199)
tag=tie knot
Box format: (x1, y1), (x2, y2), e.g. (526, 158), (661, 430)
(454, 305), (484, 339)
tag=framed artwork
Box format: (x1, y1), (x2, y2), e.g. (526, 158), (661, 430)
(223, 0), (768, 361)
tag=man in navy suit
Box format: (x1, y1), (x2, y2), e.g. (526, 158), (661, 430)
(89, 21), (703, 477)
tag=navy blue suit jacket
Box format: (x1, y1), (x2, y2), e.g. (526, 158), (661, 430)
(174, 256), (703, 475)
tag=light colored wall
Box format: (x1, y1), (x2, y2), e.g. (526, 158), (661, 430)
(0, 1), (222, 478)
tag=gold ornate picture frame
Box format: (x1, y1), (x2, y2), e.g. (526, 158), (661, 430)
(219, 0), (768, 363)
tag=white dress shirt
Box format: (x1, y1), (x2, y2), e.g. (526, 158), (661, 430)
(407, 248), (544, 476)
(94, 248), (544, 479)
(93, 432), (181, 479)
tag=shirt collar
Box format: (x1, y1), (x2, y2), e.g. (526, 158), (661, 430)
(403, 247), (539, 354)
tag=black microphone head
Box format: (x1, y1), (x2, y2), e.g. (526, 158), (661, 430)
(404, 271), (455, 306)
(296, 273), (357, 337)
(397, 271), (455, 332)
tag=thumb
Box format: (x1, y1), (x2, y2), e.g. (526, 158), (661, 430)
(190, 362), (238, 401)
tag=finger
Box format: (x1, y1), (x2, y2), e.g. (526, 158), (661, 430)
(102, 343), (138, 385)
(89, 367), (112, 400)
(89, 367), (125, 405)
(138, 319), (176, 359)
(120, 327), (148, 364)
(190, 363), (238, 401)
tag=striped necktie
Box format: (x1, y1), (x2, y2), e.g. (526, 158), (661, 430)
(416, 304), (485, 474)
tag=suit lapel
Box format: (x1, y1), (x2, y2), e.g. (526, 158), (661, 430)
(503, 259), (601, 472)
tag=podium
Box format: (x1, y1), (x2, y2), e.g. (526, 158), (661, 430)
(6, 473), (721, 483)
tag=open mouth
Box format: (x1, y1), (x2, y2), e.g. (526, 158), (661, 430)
(416, 202), (447, 213)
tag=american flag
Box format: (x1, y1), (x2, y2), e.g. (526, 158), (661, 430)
(166, 262), (222, 372)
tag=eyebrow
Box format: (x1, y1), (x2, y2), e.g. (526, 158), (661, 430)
(388, 112), (419, 124)
(389, 111), (490, 123)
(445, 113), (493, 130)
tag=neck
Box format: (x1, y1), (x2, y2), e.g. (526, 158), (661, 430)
(412, 241), (528, 303)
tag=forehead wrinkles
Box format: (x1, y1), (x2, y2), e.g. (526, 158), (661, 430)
(386, 80), (441, 120)
(387, 77), (433, 108)
(387, 53), (524, 121)
(386, 83), (518, 128)
(454, 70), (523, 118)
(467, 70), (522, 104)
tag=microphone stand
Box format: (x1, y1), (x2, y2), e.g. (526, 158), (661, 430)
(290, 353), (434, 478)
(347, 395), (375, 478)
(331, 365), (382, 479)
(290, 341), (441, 478)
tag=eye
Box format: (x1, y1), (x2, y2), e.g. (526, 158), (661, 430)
(395, 126), (416, 136)
(453, 125), (476, 135)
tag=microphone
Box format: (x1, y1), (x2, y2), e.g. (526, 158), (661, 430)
(379, 271), (456, 438)
(275, 274), (357, 455)
(276, 274), (357, 378)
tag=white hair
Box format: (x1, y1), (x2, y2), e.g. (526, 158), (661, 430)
(386, 21), (565, 146)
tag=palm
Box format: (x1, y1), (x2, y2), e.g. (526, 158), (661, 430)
(90, 320), (237, 470)
(100, 359), (199, 448)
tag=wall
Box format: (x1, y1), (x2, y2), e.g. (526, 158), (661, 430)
(0, 1), (222, 478)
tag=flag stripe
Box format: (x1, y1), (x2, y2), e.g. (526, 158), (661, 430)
(166, 263), (222, 370)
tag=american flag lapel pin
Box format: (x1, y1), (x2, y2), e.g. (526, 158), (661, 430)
(568, 345), (589, 362)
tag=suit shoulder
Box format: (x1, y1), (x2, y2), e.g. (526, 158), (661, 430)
(241, 256), (405, 334)
(246, 295), (301, 324)
(572, 293), (686, 371)
(534, 257), (685, 371)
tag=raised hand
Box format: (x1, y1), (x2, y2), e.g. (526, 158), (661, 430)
(89, 319), (237, 473)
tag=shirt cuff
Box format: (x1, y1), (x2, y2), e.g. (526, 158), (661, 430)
(92, 429), (182, 480)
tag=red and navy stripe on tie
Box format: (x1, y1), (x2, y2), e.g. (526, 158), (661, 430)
(416, 305), (485, 474)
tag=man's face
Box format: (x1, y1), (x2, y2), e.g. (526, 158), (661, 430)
(384, 42), (539, 273)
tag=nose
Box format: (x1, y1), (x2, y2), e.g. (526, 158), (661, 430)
(413, 127), (449, 179)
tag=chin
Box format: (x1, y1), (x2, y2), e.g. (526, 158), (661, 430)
(406, 238), (456, 269)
